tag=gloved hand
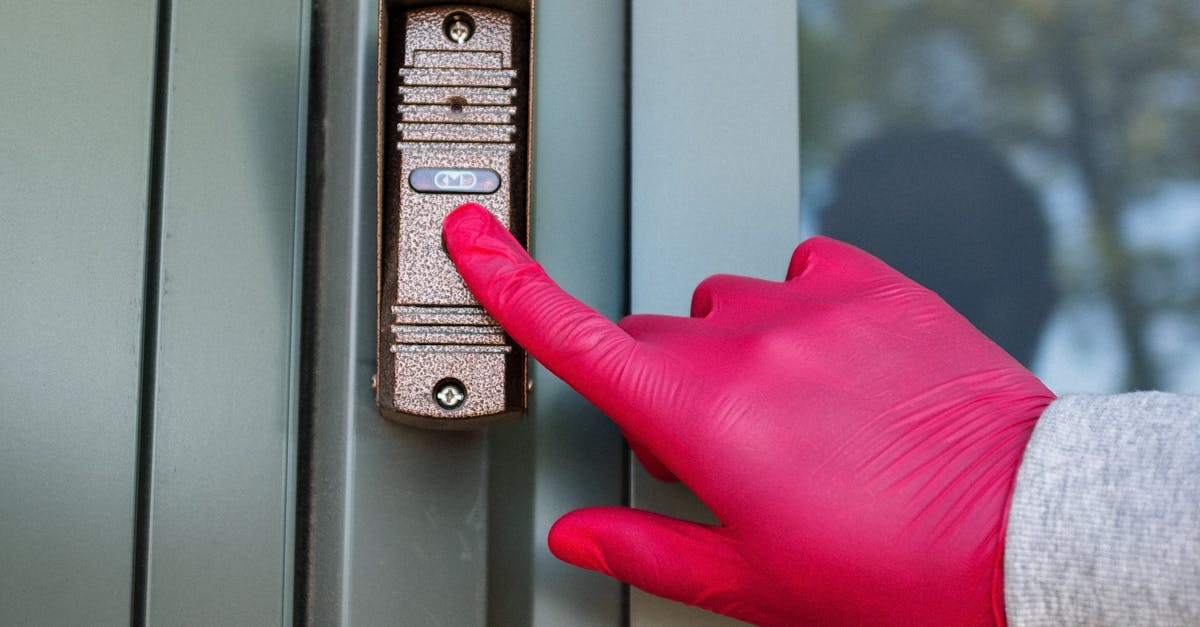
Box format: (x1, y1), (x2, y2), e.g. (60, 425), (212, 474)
(444, 203), (1054, 626)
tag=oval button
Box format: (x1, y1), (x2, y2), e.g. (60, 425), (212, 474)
(409, 168), (501, 194)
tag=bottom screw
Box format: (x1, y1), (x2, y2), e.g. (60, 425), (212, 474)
(433, 378), (467, 410)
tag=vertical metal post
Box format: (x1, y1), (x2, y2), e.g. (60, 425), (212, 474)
(628, 0), (800, 624)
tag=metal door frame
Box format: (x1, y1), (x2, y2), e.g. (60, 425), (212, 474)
(300, 1), (628, 624)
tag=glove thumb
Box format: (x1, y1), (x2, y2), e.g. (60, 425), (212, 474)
(549, 507), (755, 620)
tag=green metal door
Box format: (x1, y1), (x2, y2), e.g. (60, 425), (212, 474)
(3, 1), (800, 625)
(2, 1), (309, 624)
(2, 4), (157, 623)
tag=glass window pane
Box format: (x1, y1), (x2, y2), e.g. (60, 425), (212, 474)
(800, 0), (1200, 394)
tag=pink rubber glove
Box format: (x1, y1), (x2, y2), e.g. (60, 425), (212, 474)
(444, 203), (1054, 626)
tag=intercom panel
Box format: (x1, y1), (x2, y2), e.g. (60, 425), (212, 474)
(376, 1), (533, 429)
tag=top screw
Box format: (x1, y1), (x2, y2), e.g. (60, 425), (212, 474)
(444, 12), (474, 44)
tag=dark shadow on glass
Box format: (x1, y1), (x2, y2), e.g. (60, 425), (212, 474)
(822, 129), (1056, 366)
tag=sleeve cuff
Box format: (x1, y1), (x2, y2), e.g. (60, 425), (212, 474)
(1004, 392), (1200, 625)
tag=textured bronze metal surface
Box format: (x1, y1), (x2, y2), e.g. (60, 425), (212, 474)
(399, 68), (517, 87)
(377, 1), (532, 429)
(398, 103), (516, 124)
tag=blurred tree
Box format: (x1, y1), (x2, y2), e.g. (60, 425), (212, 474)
(800, 0), (1200, 390)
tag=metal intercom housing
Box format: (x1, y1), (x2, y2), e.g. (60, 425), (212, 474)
(376, 1), (533, 429)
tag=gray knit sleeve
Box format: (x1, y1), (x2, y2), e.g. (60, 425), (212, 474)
(1004, 392), (1200, 625)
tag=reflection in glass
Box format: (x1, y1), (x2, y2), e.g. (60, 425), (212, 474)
(800, 0), (1200, 394)
(822, 130), (1055, 367)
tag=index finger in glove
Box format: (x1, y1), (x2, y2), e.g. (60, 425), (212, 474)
(443, 203), (639, 418)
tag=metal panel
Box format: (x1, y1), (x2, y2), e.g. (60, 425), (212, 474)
(628, 0), (801, 624)
(301, 1), (626, 625)
(139, 0), (309, 623)
(0, 3), (158, 625)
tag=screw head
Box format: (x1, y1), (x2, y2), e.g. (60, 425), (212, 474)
(443, 12), (474, 44)
(433, 378), (467, 410)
